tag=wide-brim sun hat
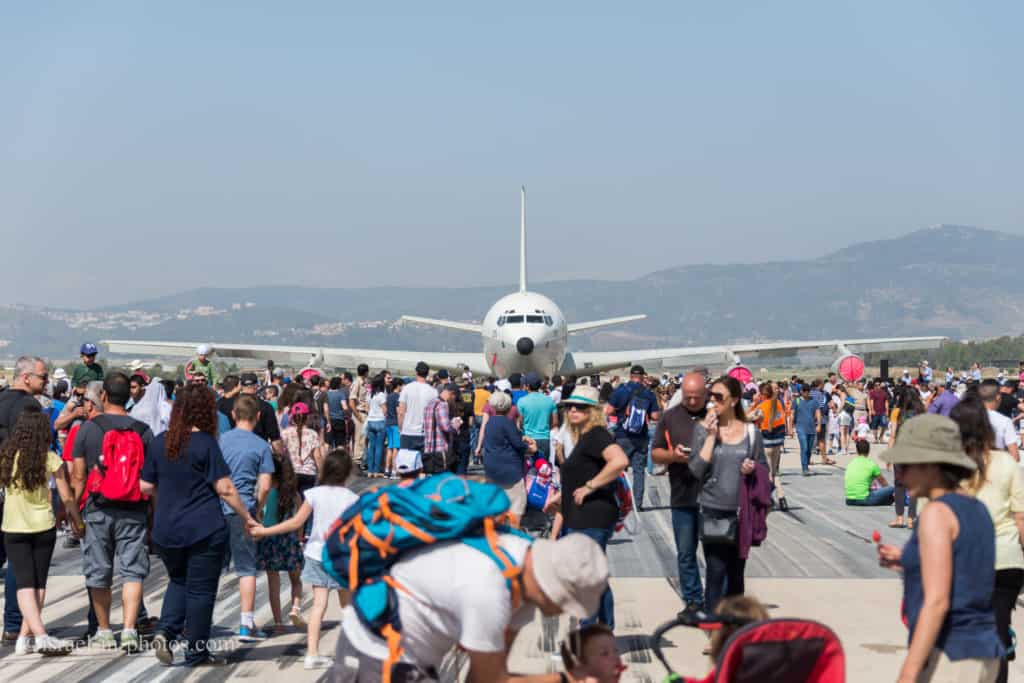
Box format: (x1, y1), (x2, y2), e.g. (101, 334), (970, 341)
(559, 385), (601, 408)
(530, 535), (608, 619)
(879, 414), (976, 470)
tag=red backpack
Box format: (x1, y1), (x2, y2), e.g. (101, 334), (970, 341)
(85, 418), (148, 506)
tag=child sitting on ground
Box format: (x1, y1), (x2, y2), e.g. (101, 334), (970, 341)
(686, 595), (770, 683)
(560, 623), (626, 683)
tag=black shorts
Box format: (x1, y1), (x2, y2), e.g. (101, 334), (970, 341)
(399, 435), (425, 452)
(4, 527), (57, 590)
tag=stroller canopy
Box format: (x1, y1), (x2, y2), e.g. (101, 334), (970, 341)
(713, 618), (845, 683)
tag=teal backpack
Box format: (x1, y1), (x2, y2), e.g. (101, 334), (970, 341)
(323, 474), (532, 683)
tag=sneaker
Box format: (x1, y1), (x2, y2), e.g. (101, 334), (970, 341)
(14, 636), (33, 655)
(36, 635), (74, 656)
(193, 653), (229, 667)
(136, 616), (157, 635)
(237, 625), (268, 642)
(676, 602), (708, 625)
(90, 629), (117, 649)
(152, 633), (173, 666)
(120, 629), (141, 653)
(304, 655), (333, 670)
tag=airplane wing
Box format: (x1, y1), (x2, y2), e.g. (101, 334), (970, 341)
(567, 315), (647, 334)
(101, 340), (491, 376)
(399, 316), (482, 334)
(561, 336), (947, 375)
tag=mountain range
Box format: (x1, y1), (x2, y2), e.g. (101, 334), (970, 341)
(2, 224), (1021, 361)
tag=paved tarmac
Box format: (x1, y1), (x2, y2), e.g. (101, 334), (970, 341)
(1, 435), (1020, 682)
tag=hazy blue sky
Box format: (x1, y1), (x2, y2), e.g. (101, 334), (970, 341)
(2, 3), (1021, 308)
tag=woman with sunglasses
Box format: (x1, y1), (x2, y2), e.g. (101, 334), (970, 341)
(689, 375), (767, 614)
(545, 385), (629, 628)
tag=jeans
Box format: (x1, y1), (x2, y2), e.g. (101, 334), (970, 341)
(797, 432), (815, 472)
(617, 435), (649, 507)
(704, 539), (746, 615)
(671, 508), (703, 605)
(156, 526), (227, 666)
(454, 438), (471, 475)
(366, 421), (386, 474)
(0, 498), (22, 632)
(846, 486), (895, 507)
(564, 526), (615, 629)
(470, 416), (483, 456)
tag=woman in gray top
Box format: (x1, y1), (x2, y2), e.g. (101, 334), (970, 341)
(689, 375), (767, 613)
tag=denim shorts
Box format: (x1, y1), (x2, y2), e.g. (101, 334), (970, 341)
(226, 514), (258, 577)
(301, 557), (341, 589)
(386, 426), (401, 450)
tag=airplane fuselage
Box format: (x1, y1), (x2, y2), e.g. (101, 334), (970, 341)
(480, 291), (567, 378)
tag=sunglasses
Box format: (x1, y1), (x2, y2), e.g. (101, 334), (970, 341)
(709, 391), (729, 402)
(28, 372), (49, 381)
(567, 404), (589, 412)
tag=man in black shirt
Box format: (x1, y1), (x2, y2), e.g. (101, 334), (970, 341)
(236, 373), (282, 453)
(650, 371), (707, 619)
(217, 374), (242, 425)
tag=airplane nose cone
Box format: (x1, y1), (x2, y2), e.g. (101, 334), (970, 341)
(516, 337), (534, 356)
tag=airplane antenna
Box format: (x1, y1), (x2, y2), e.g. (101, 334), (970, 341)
(519, 185), (527, 292)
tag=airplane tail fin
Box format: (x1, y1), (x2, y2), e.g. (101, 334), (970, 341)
(519, 185), (527, 293)
(567, 315), (647, 334)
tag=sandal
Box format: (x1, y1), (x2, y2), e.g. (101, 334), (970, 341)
(907, 519), (915, 530)
(888, 520), (906, 529)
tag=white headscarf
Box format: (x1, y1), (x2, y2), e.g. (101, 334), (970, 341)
(130, 378), (169, 435)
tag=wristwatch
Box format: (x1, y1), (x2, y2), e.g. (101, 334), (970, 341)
(583, 481), (594, 491)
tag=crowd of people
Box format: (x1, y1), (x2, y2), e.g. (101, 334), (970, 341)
(0, 344), (1023, 682)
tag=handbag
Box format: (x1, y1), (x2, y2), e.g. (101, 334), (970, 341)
(700, 510), (738, 546)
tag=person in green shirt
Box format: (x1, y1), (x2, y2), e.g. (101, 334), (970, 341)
(845, 439), (894, 505)
(184, 344), (216, 386)
(71, 342), (104, 388)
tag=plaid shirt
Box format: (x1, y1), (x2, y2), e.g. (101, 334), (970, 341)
(423, 397), (453, 454)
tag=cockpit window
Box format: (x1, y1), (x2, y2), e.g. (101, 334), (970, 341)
(505, 315), (524, 323)
(497, 316), (506, 326)
(544, 315), (553, 326)
(526, 315), (544, 323)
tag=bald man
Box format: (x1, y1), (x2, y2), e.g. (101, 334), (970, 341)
(651, 372), (708, 618)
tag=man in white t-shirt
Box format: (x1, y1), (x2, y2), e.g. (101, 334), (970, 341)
(331, 534), (607, 683)
(982, 380), (1020, 461)
(397, 361), (439, 453)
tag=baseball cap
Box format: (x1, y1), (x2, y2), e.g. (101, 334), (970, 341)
(241, 372), (259, 387)
(630, 365), (645, 376)
(130, 371), (151, 385)
(53, 368), (68, 381)
(289, 402), (310, 417)
(395, 449), (422, 474)
(196, 344), (212, 356)
(524, 372), (542, 390)
(80, 343), (99, 356)
(436, 369), (450, 380)
(530, 535), (609, 619)
(879, 414), (976, 470)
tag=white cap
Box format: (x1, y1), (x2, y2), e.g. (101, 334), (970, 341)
(196, 344), (212, 356)
(530, 535), (609, 619)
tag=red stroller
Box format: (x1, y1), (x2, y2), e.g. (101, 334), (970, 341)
(650, 612), (846, 682)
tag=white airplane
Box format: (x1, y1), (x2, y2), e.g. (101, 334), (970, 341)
(104, 188), (945, 379)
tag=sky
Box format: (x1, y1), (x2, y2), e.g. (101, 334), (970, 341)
(2, 2), (1022, 308)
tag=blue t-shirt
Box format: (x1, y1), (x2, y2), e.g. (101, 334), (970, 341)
(793, 397), (819, 435)
(141, 431), (231, 548)
(327, 389), (349, 421)
(511, 389), (528, 406)
(517, 391), (556, 440)
(385, 392), (400, 427)
(482, 415), (529, 486)
(608, 381), (659, 439)
(217, 411), (232, 436)
(218, 428), (275, 515)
